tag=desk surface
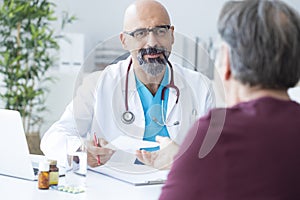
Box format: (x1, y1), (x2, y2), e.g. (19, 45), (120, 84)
(0, 170), (163, 200)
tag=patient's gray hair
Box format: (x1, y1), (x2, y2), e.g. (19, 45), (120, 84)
(218, 0), (300, 89)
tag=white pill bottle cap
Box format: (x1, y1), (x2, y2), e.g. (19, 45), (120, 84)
(39, 161), (49, 172)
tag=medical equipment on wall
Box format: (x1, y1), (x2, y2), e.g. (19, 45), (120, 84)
(121, 56), (180, 126)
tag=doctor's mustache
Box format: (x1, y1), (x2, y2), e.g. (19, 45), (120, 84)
(138, 47), (169, 65)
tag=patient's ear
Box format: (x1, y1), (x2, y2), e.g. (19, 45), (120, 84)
(223, 45), (231, 81)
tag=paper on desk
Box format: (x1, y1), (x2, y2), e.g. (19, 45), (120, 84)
(88, 161), (169, 186)
(104, 135), (159, 154)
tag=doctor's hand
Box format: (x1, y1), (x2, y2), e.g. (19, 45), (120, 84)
(86, 138), (115, 167)
(136, 136), (179, 170)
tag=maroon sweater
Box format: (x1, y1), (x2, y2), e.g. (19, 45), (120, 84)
(160, 97), (300, 200)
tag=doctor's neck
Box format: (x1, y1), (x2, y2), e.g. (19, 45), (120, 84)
(133, 64), (166, 95)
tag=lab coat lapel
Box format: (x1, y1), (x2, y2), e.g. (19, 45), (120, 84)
(127, 66), (145, 139)
(166, 67), (185, 121)
(166, 67), (186, 142)
(166, 89), (177, 119)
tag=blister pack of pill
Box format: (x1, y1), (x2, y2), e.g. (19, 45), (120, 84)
(50, 185), (85, 194)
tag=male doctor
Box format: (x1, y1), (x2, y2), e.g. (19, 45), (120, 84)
(41, 0), (215, 169)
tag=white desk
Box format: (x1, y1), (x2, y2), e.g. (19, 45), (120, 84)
(0, 170), (163, 200)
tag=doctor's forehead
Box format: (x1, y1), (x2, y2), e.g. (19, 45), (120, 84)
(122, 0), (171, 31)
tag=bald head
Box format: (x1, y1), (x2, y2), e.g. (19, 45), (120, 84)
(123, 0), (171, 31)
(120, 0), (175, 79)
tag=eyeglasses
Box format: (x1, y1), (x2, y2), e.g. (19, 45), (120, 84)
(124, 25), (171, 40)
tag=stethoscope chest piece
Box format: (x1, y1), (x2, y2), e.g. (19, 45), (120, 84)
(122, 111), (135, 124)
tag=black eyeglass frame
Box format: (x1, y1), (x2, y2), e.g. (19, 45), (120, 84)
(123, 25), (171, 38)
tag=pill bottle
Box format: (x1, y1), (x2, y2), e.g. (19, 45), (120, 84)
(38, 161), (50, 190)
(48, 159), (59, 186)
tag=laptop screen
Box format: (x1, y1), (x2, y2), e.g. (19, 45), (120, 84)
(0, 109), (37, 180)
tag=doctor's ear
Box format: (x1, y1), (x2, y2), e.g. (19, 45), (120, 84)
(170, 26), (175, 44)
(120, 32), (128, 50)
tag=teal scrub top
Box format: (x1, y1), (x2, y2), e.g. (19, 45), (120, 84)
(135, 67), (170, 151)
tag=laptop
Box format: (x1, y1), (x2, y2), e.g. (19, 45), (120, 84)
(0, 109), (49, 181)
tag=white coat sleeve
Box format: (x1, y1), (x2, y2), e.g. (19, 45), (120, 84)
(40, 71), (101, 166)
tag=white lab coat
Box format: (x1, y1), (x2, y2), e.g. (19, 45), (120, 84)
(40, 57), (215, 166)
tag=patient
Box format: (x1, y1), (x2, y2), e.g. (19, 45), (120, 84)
(159, 0), (300, 199)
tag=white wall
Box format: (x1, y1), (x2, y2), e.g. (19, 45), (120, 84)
(51, 0), (300, 56)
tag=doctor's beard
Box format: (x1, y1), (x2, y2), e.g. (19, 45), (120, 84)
(137, 47), (169, 76)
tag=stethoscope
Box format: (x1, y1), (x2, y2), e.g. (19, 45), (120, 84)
(121, 55), (180, 126)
